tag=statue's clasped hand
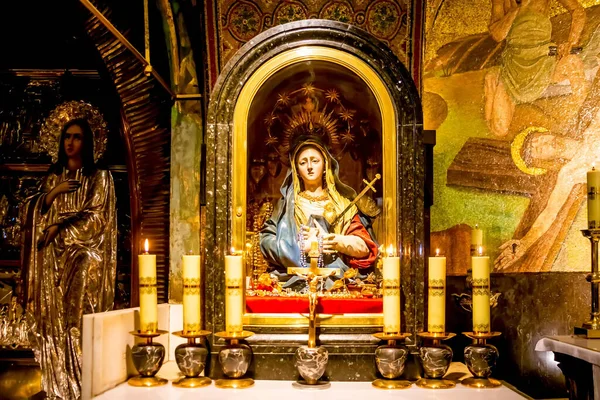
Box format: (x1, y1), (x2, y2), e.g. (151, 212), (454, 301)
(324, 234), (370, 258)
(53, 179), (81, 195)
(322, 233), (343, 254)
(37, 224), (60, 250)
(300, 225), (319, 252)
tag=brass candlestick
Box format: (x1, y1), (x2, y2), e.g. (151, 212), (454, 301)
(171, 330), (212, 388)
(214, 330), (255, 389)
(462, 331), (502, 388)
(416, 332), (456, 389)
(128, 330), (169, 387)
(371, 332), (412, 389)
(575, 229), (600, 338)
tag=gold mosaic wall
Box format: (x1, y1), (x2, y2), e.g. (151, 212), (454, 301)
(424, 0), (600, 274)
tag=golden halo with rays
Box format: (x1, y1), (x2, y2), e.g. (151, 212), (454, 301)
(39, 100), (108, 163)
(279, 108), (340, 156)
(510, 126), (549, 176)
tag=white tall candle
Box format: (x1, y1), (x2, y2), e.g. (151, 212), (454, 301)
(428, 249), (446, 333)
(382, 245), (401, 334)
(471, 224), (483, 255)
(587, 165), (600, 229)
(472, 247), (491, 333)
(183, 254), (201, 333)
(138, 239), (157, 333)
(225, 249), (244, 334)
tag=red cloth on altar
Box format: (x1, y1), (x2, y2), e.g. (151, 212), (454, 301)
(246, 296), (383, 313)
(345, 214), (378, 269)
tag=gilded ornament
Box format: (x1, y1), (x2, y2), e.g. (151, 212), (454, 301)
(382, 278), (400, 287)
(183, 287), (201, 295)
(226, 278), (243, 287)
(471, 278), (489, 286)
(298, 190), (330, 202)
(227, 324), (244, 333)
(226, 0), (262, 42)
(343, 268), (358, 279)
(183, 278), (201, 286)
(429, 279), (445, 287)
(140, 286), (158, 295)
(184, 323), (202, 332)
(382, 278), (400, 295)
(319, 1), (354, 23)
(366, 0), (403, 39)
(327, 279), (346, 292)
(428, 324), (445, 331)
(274, 0), (309, 25)
(139, 276), (157, 285)
(324, 88), (341, 103)
(262, 81), (378, 158)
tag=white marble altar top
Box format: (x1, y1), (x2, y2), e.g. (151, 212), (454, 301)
(535, 335), (600, 366)
(93, 361), (528, 400)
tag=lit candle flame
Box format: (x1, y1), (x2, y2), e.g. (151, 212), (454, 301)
(387, 244), (395, 257)
(231, 246), (236, 255)
(593, 162), (597, 171)
(435, 248), (440, 257)
(144, 239), (149, 253)
(478, 246), (483, 256)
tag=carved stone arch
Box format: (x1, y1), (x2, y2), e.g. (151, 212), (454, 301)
(205, 20), (424, 379)
(82, 2), (172, 304)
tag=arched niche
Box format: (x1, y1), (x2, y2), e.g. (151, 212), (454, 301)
(205, 20), (424, 380)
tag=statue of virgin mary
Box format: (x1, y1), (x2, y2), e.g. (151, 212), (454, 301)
(260, 136), (379, 276)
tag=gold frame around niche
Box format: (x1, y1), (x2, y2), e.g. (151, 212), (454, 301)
(232, 46), (397, 327)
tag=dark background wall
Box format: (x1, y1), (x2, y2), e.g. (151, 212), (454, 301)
(446, 273), (590, 398)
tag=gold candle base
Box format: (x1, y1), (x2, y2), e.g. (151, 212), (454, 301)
(127, 376), (169, 387)
(171, 330), (212, 388)
(417, 332), (456, 346)
(416, 332), (456, 389)
(462, 377), (502, 388)
(462, 331), (502, 388)
(128, 330), (169, 387)
(463, 331), (502, 343)
(581, 318), (600, 330)
(214, 378), (255, 389)
(579, 229), (600, 337)
(415, 378), (455, 389)
(371, 332), (412, 389)
(574, 326), (600, 339)
(214, 331), (255, 389)
(173, 376), (211, 388)
(372, 379), (412, 389)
